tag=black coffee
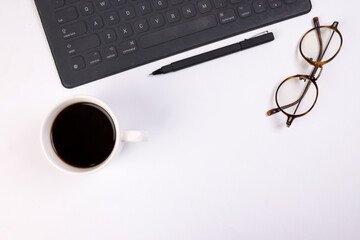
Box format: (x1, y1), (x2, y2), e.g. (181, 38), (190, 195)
(51, 102), (116, 168)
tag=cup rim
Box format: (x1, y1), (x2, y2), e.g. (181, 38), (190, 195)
(40, 95), (121, 175)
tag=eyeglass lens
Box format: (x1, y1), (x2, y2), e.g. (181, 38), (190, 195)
(300, 26), (341, 63)
(276, 76), (317, 116)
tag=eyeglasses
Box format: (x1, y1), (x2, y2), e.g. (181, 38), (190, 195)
(267, 17), (343, 127)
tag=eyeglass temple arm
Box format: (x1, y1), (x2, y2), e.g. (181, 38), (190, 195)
(318, 22), (338, 62)
(286, 81), (311, 126)
(313, 17), (324, 62)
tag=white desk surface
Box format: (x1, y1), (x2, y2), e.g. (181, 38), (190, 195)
(1, 0), (360, 239)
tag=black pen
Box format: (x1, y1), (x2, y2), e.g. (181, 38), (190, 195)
(151, 31), (275, 75)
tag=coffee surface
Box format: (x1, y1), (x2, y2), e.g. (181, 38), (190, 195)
(51, 102), (116, 168)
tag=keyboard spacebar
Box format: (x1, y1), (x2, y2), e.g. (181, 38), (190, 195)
(140, 15), (217, 49)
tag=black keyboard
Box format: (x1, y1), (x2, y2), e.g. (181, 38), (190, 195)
(35, 0), (311, 88)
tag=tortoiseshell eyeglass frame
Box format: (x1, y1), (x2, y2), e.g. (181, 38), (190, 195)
(267, 17), (343, 127)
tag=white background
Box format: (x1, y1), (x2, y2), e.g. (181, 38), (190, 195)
(1, 0), (360, 239)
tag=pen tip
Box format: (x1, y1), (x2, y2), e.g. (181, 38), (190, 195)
(152, 69), (163, 75)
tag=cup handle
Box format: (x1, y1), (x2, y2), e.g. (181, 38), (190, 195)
(121, 130), (148, 142)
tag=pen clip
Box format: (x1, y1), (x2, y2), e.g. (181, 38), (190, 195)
(247, 31), (269, 40)
(240, 30), (274, 50)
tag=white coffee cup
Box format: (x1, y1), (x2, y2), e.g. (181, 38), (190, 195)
(40, 95), (148, 175)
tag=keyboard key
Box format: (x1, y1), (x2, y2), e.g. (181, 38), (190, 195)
(102, 46), (118, 60)
(182, 4), (196, 18)
(61, 21), (87, 39)
(94, 0), (111, 11)
(102, 29), (117, 43)
(79, 2), (94, 16)
(54, 0), (65, 9)
(166, 9), (181, 23)
(198, 0), (212, 13)
(118, 24), (133, 38)
(149, 14), (165, 28)
(213, 0), (227, 8)
(134, 19), (149, 33)
(219, 9), (236, 23)
(119, 40), (138, 55)
(88, 16), (104, 30)
(104, 12), (120, 25)
(152, 0), (168, 10)
(67, 34), (101, 55)
(268, 0), (282, 8)
(55, 7), (78, 24)
(70, 56), (85, 71)
(119, 7), (136, 20)
(285, 0), (297, 3)
(253, 0), (267, 13)
(140, 15), (217, 49)
(238, 4), (251, 17)
(137, 2), (152, 16)
(112, 0), (126, 5)
(86, 51), (102, 65)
